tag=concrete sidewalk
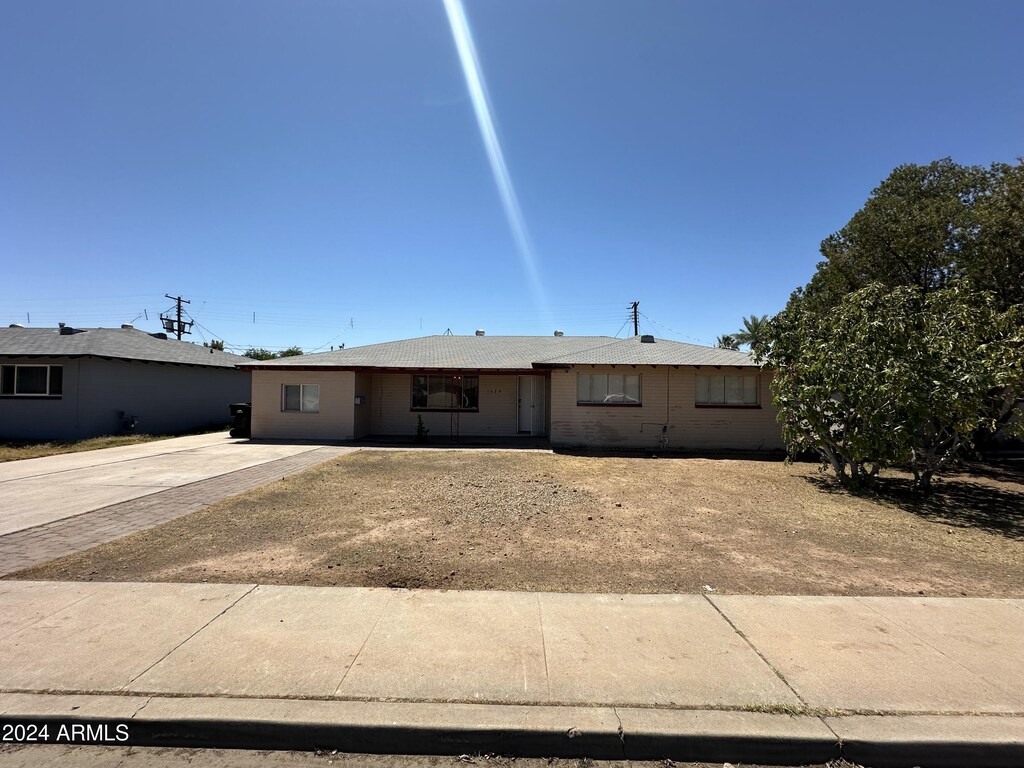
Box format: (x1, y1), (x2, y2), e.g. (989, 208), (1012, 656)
(1, 581), (1022, 766)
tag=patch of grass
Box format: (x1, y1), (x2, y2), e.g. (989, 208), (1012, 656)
(0, 435), (160, 462)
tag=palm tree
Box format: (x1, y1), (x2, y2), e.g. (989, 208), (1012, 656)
(715, 334), (740, 350)
(733, 314), (770, 352)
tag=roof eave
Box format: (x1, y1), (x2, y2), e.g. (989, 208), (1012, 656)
(242, 364), (545, 374)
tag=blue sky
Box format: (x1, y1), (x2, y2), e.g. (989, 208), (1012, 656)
(2, 0), (1021, 354)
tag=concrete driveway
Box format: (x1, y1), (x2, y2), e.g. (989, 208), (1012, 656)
(0, 433), (329, 536)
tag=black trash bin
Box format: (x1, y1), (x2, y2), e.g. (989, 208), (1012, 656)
(229, 402), (252, 438)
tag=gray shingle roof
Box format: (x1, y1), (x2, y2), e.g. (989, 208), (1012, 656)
(535, 335), (757, 367)
(244, 334), (757, 370)
(0, 327), (251, 368)
(246, 335), (617, 370)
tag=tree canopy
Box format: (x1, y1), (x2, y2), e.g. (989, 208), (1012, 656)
(732, 314), (770, 353)
(243, 347), (303, 360)
(243, 347), (275, 360)
(762, 283), (1023, 492)
(763, 157), (1024, 493)
(794, 158), (1023, 315)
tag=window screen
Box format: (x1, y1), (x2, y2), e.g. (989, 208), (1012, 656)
(411, 375), (480, 411)
(0, 365), (62, 396)
(282, 384), (318, 412)
(577, 373), (641, 405)
(696, 374), (758, 405)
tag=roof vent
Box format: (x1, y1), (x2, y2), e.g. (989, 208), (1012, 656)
(58, 322), (65, 328)
(121, 323), (134, 330)
(59, 325), (84, 335)
(640, 334), (656, 343)
(553, 330), (564, 337)
(8, 323), (24, 328)
(150, 332), (168, 340)
(475, 329), (485, 336)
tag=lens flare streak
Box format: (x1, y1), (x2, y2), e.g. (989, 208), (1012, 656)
(443, 0), (549, 313)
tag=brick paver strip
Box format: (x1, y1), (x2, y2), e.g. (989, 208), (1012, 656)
(0, 446), (351, 577)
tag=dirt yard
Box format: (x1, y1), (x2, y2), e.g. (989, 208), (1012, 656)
(12, 450), (1024, 596)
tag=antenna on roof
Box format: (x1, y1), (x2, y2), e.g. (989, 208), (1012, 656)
(443, 328), (453, 336)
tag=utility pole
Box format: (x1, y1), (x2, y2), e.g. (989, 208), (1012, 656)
(631, 301), (639, 336)
(161, 295), (193, 340)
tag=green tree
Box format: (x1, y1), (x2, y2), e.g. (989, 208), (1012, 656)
(242, 346), (303, 359)
(243, 347), (277, 360)
(715, 334), (740, 350)
(733, 314), (770, 353)
(794, 158), (1022, 316)
(967, 160), (1024, 311)
(762, 283), (1023, 493)
(781, 157), (1024, 449)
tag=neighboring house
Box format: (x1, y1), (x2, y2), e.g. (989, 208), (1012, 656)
(0, 324), (251, 441)
(241, 333), (783, 451)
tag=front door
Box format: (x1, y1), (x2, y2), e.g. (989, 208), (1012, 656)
(517, 376), (546, 436)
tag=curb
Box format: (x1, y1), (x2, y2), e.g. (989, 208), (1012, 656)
(828, 714), (1024, 768)
(2, 695), (837, 762)
(3, 694), (1023, 766)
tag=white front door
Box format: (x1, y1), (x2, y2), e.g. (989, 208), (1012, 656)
(518, 376), (546, 436)
(531, 376), (546, 435)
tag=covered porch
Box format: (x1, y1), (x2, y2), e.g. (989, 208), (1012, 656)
(366, 370), (549, 440)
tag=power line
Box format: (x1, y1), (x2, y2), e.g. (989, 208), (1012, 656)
(613, 315), (632, 338)
(638, 311), (711, 345)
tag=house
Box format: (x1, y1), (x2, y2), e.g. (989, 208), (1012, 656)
(0, 324), (251, 441)
(241, 333), (783, 451)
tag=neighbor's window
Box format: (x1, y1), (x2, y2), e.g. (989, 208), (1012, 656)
(411, 374), (479, 411)
(577, 373), (641, 405)
(696, 374), (758, 405)
(0, 365), (63, 397)
(282, 384), (319, 412)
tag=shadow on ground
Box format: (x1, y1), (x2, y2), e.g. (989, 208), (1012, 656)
(551, 448), (789, 461)
(804, 470), (1024, 541)
(957, 458), (1024, 485)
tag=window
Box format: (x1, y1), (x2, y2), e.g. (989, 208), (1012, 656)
(411, 374), (479, 411)
(0, 365), (63, 397)
(282, 384), (319, 412)
(696, 374), (758, 406)
(577, 373), (641, 405)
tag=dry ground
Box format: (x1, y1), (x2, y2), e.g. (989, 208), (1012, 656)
(11, 451), (1024, 596)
